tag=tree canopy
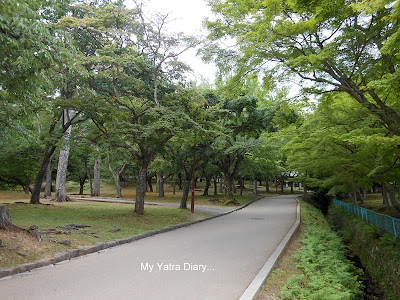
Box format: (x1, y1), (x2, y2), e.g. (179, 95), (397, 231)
(3, 0), (400, 215)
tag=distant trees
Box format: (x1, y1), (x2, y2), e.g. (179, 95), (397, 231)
(58, 1), (199, 214)
(204, 0), (400, 212)
(206, 0), (400, 138)
(284, 93), (400, 213)
(0, 0), (298, 215)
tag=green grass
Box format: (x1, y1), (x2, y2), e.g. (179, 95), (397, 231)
(66, 180), (300, 206)
(8, 201), (204, 243)
(0, 197), (207, 269)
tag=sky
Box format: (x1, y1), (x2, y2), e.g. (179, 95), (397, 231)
(124, 0), (218, 83)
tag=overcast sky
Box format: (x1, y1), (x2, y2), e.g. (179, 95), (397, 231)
(124, 0), (218, 83)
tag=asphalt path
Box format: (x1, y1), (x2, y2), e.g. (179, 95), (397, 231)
(0, 194), (297, 300)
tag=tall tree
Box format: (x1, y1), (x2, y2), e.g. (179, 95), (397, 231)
(55, 109), (75, 202)
(205, 0), (400, 145)
(60, 2), (197, 213)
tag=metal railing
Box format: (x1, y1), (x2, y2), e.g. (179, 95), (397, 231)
(332, 199), (400, 239)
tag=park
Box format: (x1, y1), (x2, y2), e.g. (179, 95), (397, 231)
(1, 0), (400, 299)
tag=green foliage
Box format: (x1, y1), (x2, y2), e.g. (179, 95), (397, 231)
(205, 0), (400, 139)
(280, 202), (363, 299)
(0, 122), (40, 190)
(328, 206), (400, 300)
(0, 0), (75, 109)
(282, 92), (399, 198)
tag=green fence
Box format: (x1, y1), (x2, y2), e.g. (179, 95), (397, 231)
(332, 199), (400, 239)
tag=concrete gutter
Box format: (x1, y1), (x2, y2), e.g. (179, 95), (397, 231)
(239, 197), (301, 300)
(0, 197), (261, 280)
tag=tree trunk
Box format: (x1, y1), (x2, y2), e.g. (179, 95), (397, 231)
(253, 179), (258, 195)
(281, 179), (284, 193)
(382, 186), (390, 211)
(239, 177), (244, 195)
(173, 175), (176, 195)
(383, 181), (400, 213)
(224, 175), (234, 199)
(0, 206), (20, 231)
(348, 192), (354, 203)
(156, 174), (160, 193)
(147, 175), (153, 192)
(107, 155), (126, 198)
(232, 179), (237, 194)
(213, 178), (217, 195)
(158, 173), (165, 197)
(85, 159), (93, 196)
(290, 181), (294, 193)
(265, 180), (270, 193)
(0, 206), (41, 241)
(93, 155), (101, 196)
(30, 146), (57, 204)
(219, 177), (223, 194)
(55, 109), (74, 202)
(203, 175), (211, 196)
(135, 163), (149, 214)
(356, 191), (363, 204)
(178, 173), (183, 190)
(356, 188), (365, 204)
(44, 153), (55, 198)
(23, 178), (31, 194)
(113, 174), (122, 198)
(79, 178), (85, 195)
(180, 180), (190, 209)
(302, 183), (307, 201)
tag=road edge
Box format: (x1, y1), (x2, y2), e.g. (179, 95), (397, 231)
(0, 196), (262, 280)
(239, 196), (301, 300)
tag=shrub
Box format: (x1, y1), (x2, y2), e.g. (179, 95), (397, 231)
(280, 202), (363, 300)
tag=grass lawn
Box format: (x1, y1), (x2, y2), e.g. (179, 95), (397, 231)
(0, 193), (206, 269)
(66, 180), (301, 206)
(0, 181), (301, 270)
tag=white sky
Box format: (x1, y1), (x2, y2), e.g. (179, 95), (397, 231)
(124, 0), (218, 83)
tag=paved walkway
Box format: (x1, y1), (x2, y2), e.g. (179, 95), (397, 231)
(0, 194), (297, 300)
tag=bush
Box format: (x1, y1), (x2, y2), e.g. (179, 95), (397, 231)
(280, 202), (363, 300)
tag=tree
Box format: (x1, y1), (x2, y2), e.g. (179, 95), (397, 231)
(283, 92), (400, 211)
(0, 123), (40, 193)
(107, 151), (128, 198)
(55, 109), (75, 202)
(60, 2), (197, 213)
(0, 0), (73, 119)
(148, 155), (173, 197)
(0, 0), (93, 204)
(205, 0), (400, 145)
(210, 94), (275, 199)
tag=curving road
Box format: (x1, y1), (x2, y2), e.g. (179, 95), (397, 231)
(0, 194), (297, 300)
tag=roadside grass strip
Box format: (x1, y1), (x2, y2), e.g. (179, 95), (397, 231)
(279, 202), (363, 300)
